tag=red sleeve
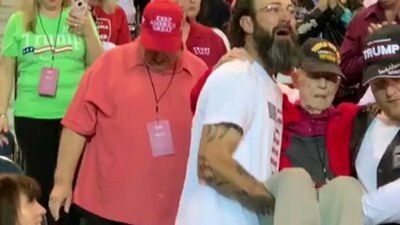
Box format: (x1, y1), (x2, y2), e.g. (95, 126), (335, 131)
(216, 33), (227, 55)
(339, 15), (365, 86)
(190, 68), (212, 113)
(116, 7), (132, 45)
(211, 33), (227, 68)
(62, 58), (114, 136)
(326, 103), (360, 176)
(279, 95), (300, 170)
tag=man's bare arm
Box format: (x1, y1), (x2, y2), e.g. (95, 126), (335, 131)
(53, 128), (86, 185)
(49, 128), (87, 220)
(198, 123), (274, 213)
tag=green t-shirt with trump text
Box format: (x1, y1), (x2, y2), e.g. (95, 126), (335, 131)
(2, 8), (87, 119)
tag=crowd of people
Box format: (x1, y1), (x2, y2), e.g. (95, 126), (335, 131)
(0, 0), (400, 225)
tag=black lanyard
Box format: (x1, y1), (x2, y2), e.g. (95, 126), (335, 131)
(310, 118), (329, 183)
(38, 7), (63, 68)
(145, 61), (177, 121)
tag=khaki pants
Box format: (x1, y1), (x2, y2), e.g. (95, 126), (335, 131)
(259, 168), (363, 225)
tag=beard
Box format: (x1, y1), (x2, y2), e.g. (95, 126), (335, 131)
(253, 22), (300, 75)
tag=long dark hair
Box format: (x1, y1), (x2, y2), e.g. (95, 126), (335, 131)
(228, 0), (255, 47)
(0, 174), (41, 225)
(197, 0), (231, 31)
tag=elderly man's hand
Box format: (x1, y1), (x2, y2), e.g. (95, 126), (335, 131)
(214, 48), (254, 70)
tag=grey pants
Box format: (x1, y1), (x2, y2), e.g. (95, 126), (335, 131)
(260, 168), (363, 225)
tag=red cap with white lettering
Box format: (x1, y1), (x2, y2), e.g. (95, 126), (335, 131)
(140, 0), (183, 53)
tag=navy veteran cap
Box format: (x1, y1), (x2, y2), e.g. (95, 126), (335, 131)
(300, 38), (345, 79)
(363, 24), (400, 85)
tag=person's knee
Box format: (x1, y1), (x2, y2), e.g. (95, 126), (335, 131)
(327, 176), (363, 197)
(270, 168), (316, 203)
(329, 176), (361, 190)
(278, 168), (313, 185)
(319, 176), (363, 211)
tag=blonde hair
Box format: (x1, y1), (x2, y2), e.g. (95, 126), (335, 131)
(19, 0), (71, 32)
(101, 0), (117, 14)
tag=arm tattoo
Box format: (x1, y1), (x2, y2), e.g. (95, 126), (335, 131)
(198, 124), (273, 212)
(205, 123), (243, 143)
(198, 155), (230, 187)
(236, 163), (255, 180)
(198, 154), (266, 213)
(199, 123), (249, 192)
(198, 156), (258, 198)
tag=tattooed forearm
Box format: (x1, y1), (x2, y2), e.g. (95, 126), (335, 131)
(198, 123), (274, 212)
(236, 164), (256, 182)
(198, 155), (257, 194)
(198, 154), (273, 212)
(198, 123), (251, 194)
(198, 155), (231, 187)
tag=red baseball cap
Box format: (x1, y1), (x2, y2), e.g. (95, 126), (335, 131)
(140, 0), (183, 53)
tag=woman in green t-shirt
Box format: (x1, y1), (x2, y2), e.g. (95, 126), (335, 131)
(0, 0), (103, 224)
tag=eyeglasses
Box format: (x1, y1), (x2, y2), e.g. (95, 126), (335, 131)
(257, 3), (296, 16)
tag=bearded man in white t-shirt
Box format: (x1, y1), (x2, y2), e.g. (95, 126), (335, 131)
(175, 0), (363, 224)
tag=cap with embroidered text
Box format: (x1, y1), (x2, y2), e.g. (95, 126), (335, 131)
(140, 0), (183, 53)
(362, 24), (400, 85)
(300, 38), (345, 80)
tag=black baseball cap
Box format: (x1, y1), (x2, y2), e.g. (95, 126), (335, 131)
(300, 38), (345, 80)
(363, 24), (400, 85)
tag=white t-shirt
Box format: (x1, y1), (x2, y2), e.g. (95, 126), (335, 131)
(175, 60), (283, 225)
(358, 86), (376, 106)
(356, 113), (400, 225)
(118, 0), (135, 24)
(102, 41), (116, 51)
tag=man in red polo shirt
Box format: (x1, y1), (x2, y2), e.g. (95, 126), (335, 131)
(178, 0), (228, 67)
(48, 0), (207, 224)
